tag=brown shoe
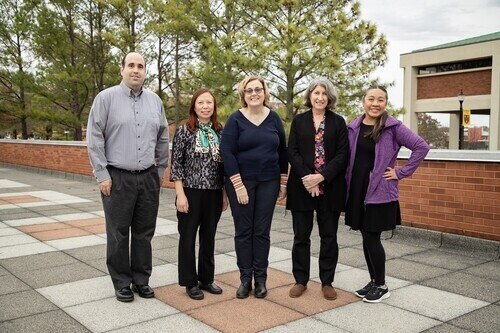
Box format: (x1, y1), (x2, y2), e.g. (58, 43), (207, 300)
(322, 285), (337, 300)
(289, 283), (307, 298)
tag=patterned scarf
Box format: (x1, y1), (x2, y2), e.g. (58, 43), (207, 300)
(194, 121), (222, 162)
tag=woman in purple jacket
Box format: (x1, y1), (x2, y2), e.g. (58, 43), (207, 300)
(345, 86), (429, 303)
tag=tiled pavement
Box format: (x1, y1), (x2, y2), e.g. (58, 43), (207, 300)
(0, 165), (499, 332)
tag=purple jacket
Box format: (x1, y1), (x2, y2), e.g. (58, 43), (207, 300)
(346, 115), (430, 205)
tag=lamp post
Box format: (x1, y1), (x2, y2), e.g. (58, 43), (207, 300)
(458, 90), (465, 149)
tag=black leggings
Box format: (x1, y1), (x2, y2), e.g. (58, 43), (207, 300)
(361, 231), (386, 285)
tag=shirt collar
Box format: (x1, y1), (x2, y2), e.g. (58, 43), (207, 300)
(120, 81), (143, 98)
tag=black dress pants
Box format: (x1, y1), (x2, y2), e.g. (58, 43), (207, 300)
(226, 179), (280, 283)
(291, 196), (340, 286)
(102, 166), (160, 290)
(177, 188), (223, 286)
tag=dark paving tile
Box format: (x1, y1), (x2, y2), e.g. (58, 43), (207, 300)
(337, 231), (363, 247)
(385, 258), (451, 282)
(422, 323), (473, 333)
(64, 244), (107, 261)
(273, 240), (293, 251)
(404, 249), (487, 270)
(0, 309), (90, 333)
(0, 266), (9, 276)
(448, 304), (500, 333)
(16, 262), (105, 288)
(0, 252), (78, 273)
(368, 240), (427, 259)
(0, 290), (57, 321)
(463, 261), (500, 281)
(422, 271), (500, 303)
(0, 274), (31, 296)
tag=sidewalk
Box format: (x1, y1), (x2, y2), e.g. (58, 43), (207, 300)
(0, 164), (499, 332)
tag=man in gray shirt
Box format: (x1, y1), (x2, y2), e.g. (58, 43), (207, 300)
(87, 52), (169, 302)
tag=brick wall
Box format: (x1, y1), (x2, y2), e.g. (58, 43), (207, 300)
(397, 159), (500, 241)
(417, 69), (492, 99)
(0, 141), (175, 189)
(1, 141), (499, 241)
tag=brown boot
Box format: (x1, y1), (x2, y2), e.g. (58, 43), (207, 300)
(322, 285), (337, 300)
(289, 283), (307, 298)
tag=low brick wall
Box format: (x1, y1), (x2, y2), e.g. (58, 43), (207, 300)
(1, 140), (499, 241)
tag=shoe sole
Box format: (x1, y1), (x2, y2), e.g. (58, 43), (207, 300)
(254, 292), (267, 298)
(236, 293), (250, 299)
(116, 296), (134, 302)
(362, 291), (391, 303)
(354, 291), (366, 298)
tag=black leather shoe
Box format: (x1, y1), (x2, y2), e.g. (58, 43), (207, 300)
(254, 282), (267, 298)
(132, 284), (155, 298)
(199, 282), (223, 294)
(115, 286), (134, 302)
(186, 286), (204, 300)
(236, 282), (252, 299)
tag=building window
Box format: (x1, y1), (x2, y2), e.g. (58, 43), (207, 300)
(418, 57), (492, 75)
(417, 112), (490, 150)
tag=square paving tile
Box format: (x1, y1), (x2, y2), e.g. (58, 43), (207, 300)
(404, 249), (487, 270)
(422, 271), (500, 303)
(386, 284), (489, 321)
(30, 227), (92, 241)
(3, 216), (57, 227)
(267, 281), (360, 316)
(0, 227), (22, 236)
(37, 275), (114, 308)
(64, 244), (106, 261)
(0, 274), (31, 295)
(16, 261), (105, 288)
(189, 297), (305, 333)
(216, 268), (294, 290)
(420, 323), (472, 333)
(263, 317), (349, 332)
(107, 313), (218, 333)
(385, 258), (451, 282)
(0, 179), (30, 189)
(156, 280), (236, 312)
(65, 217), (104, 227)
(149, 263), (179, 288)
(46, 234), (107, 250)
(64, 296), (178, 333)
(0, 309), (90, 333)
(463, 261), (500, 281)
(0, 251), (77, 272)
(0, 234), (39, 247)
(315, 302), (440, 333)
(17, 222), (71, 233)
(0, 290), (57, 321)
(338, 247), (367, 267)
(0, 242), (56, 259)
(448, 304), (500, 333)
(79, 224), (106, 234)
(0, 195), (46, 204)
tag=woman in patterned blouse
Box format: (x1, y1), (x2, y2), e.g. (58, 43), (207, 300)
(170, 88), (228, 300)
(286, 77), (348, 300)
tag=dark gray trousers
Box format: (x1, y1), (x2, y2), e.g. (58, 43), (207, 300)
(102, 166), (160, 290)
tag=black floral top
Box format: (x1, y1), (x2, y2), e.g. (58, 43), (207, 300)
(314, 116), (326, 194)
(169, 124), (224, 189)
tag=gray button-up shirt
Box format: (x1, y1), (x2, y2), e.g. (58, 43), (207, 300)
(86, 82), (169, 183)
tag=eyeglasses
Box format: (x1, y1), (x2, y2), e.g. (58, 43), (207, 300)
(243, 87), (264, 95)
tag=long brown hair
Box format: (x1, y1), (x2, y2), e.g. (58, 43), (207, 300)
(186, 88), (222, 133)
(363, 86), (388, 143)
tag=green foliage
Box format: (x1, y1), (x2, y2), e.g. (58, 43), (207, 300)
(0, 0), (389, 140)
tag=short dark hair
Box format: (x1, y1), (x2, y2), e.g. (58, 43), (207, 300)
(120, 52), (146, 69)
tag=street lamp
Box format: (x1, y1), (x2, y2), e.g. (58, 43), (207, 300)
(458, 90), (465, 149)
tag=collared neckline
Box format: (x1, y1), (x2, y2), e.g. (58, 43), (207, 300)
(119, 81), (143, 98)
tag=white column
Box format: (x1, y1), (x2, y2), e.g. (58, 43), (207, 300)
(489, 48), (500, 150)
(402, 66), (419, 133)
(449, 113), (460, 149)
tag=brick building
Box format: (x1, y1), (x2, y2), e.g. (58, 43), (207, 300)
(400, 31), (500, 150)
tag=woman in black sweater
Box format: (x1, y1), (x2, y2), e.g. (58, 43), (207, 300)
(286, 77), (348, 300)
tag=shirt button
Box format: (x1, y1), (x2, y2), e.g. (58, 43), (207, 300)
(138, 148), (141, 150)
(138, 136), (140, 138)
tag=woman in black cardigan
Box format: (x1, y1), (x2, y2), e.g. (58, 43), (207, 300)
(286, 77), (348, 300)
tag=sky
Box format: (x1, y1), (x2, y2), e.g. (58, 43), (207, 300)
(358, 0), (500, 111)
